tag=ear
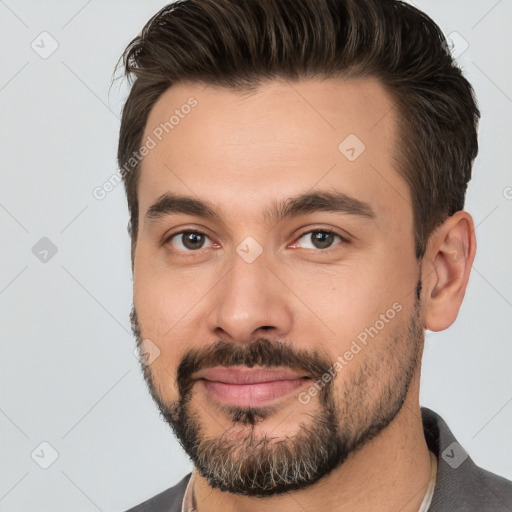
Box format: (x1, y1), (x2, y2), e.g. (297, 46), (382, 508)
(422, 211), (477, 332)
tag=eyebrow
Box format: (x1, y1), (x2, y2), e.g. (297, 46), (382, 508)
(144, 190), (376, 227)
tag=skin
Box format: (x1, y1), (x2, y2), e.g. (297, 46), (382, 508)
(132, 77), (476, 511)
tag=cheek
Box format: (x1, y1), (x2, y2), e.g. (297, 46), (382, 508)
(133, 261), (180, 395)
(133, 244), (208, 337)
(133, 252), (222, 400)
(289, 261), (380, 328)
(290, 252), (414, 359)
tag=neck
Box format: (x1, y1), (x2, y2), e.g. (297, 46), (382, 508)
(192, 378), (431, 512)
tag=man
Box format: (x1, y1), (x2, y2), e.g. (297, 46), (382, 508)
(116, 0), (512, 510)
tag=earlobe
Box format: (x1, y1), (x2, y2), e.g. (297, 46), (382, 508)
(423, 211), (476, 332)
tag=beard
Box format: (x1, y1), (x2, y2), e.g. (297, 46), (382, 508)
(130, 281), (424, 497)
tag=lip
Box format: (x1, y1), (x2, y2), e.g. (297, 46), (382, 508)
(195, 366), (310, 407)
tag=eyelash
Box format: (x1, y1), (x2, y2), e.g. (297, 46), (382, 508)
(164, 228), (348, 254)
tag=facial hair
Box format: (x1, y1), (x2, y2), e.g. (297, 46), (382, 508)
(130, 283), (424, 497)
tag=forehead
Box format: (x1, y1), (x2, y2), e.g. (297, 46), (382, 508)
(138, 77), (410, 227)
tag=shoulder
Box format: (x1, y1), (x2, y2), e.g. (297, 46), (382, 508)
(421, 407), (512, 511)
(124, 473), (192, 512)
(431, 461), (512, 511)
(477, 466), (512, 505)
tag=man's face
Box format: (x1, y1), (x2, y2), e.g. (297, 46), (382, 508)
(131, 77), (424, 495)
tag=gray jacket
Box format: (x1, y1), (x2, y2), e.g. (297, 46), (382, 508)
(125, 408), (512, 511)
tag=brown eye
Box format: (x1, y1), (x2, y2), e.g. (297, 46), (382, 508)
(168, 231), (213, 251)
(296, 230), (343, 250)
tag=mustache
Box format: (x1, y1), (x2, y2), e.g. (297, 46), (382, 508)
(176, 338), (333, 398)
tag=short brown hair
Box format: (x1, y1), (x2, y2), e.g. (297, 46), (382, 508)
(115, 0), (480, 262)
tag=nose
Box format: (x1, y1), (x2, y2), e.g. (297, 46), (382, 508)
(206, 250), (294, 344)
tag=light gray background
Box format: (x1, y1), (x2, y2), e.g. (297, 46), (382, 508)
(1, 1), (511, 510)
